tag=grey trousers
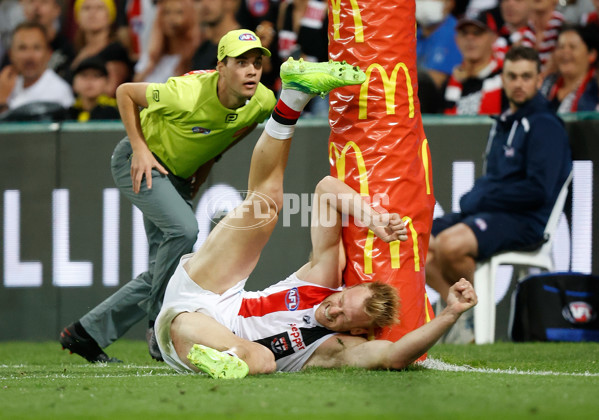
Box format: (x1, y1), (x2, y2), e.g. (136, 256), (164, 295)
(81, 138), (199, 348)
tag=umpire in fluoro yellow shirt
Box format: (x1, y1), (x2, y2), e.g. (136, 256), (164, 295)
(59, 30), (276, 363)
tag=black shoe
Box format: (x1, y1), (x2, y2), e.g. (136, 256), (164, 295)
(59, 323), (122, 363)
(146, 327), (164, 362)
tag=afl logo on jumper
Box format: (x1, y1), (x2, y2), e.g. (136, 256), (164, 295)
(563, 302), (596, 324)
(286, 287), (299, 311)
(239, 33), (258, 41)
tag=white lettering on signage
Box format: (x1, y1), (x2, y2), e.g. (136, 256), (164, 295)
(52, 189), (92, 287)
(1, 162), (594, 288)
(3, 190), (42, 287)
(103, 188), (119, 286)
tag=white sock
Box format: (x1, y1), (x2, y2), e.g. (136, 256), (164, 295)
(223, 350), (240, 359)
(265, 118), (295, 140)
(279, 89), (315, 112)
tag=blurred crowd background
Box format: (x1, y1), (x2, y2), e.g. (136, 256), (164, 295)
(0, 0), (597, 122)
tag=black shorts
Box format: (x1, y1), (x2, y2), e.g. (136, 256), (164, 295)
(431, 212), (545, 260)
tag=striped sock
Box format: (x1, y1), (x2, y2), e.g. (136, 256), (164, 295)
(272, 100), (301, 126)
(265, 89), (315, 140)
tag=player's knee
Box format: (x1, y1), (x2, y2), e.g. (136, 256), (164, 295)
(253, 344), (276, 374)
(425, 237), (437, 265)
(171, 220), (199, 246)
(435, 230), (468, 263)
(233, 343), (276, 375)
(183, 224), (199, 244)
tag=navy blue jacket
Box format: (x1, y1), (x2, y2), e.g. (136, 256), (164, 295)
(460, 93), (572, 234)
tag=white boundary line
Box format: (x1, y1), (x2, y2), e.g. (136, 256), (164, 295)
(0, 372), (183, 380)
(0, 364), (172, 369)
(0, 364), (184, 380)
(2, 360), (598, 379)
(419, 357), (599, 377)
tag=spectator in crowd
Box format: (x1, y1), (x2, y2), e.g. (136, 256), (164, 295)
(59, 29), (276, 364)
(560, 0), (595, 24)
(133, 0), (200, 82)
(466, 0), (500, 16)
(191, 0), (240, 70)
(540, 24), (598, 112)
(580, 0), (598, 25)
(236, 0), (281, 91)
(67, 56), (120, 121)
(417, 0), (463, 89)
(444, 11), (505, 115)
(277, 0), (329, 116)
(70, 0), (132, 97)
(119, 0), (157, 63)
(529, 0), (565, 73)
(581, 0), (599, 102)
(426, 47), (572, 342)
(492, 0), (536, 60)
(0, 0), (24, 61)
(416, 0), (462, 112)
(19, 0), (75, 80)
(0, 21), (73, 114)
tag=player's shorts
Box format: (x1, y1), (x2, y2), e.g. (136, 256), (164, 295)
(154, 254), (246, 373)
(431, 212), (545, 260)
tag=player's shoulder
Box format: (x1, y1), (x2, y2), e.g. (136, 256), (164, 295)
(182, 69), (217, 77)
(166, 70), (217, 90)
(251, 83), (276, 110)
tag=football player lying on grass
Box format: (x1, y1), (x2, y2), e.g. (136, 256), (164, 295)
(153, 58), (478, 378)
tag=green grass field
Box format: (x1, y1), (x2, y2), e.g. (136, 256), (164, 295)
(1, 340), (598, 419)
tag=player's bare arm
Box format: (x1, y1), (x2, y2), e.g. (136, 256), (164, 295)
(116, 82), (168, 193)
(297, 175), (408, 287)
(305, 279), (477, 370)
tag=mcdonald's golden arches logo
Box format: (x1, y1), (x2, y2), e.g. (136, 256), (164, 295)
(359, 63), (415, 120)
(330, 0), (364, 43)
(329, 141), (421, 274)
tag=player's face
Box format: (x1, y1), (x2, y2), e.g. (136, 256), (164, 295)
(502, 58), (541, 110)
(220, 50), (263, 103)
(315, 286), (373, 333)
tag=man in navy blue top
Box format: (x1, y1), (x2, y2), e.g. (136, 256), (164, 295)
(426, 46), (572, 304)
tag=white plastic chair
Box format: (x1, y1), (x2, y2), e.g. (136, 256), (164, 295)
(473, 171), (573, 344)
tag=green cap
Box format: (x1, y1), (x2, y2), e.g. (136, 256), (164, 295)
(217, 29), (271, 61)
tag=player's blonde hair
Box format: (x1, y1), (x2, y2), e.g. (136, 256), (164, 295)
(359, 282), (400, 329)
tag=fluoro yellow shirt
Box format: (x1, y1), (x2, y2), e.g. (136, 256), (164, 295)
(141, 71), (276, 178)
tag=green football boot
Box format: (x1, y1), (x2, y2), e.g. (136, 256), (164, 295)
(187, 344), (249, 379)
(280, 58), (366, 97)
